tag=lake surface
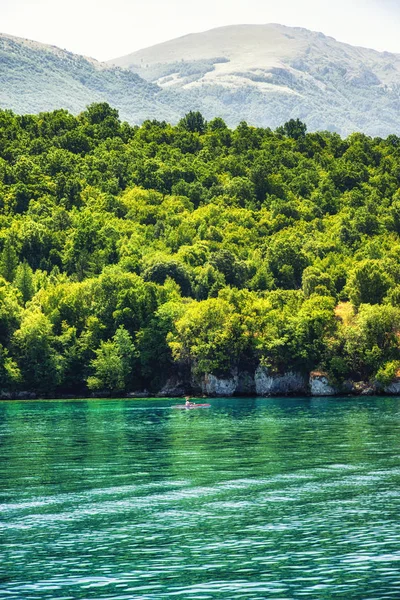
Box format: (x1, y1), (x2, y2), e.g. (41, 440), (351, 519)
(1, 397), (400, 599)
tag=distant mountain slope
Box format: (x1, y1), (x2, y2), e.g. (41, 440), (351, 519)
(3, 26), (400, 136)
(0, 33), (178, 123)
(109, 24), (400, 136)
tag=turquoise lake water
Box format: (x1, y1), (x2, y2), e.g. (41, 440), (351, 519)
(1, 397), (400, 599)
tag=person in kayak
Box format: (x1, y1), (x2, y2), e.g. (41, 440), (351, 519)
(185, 396), (195, 407)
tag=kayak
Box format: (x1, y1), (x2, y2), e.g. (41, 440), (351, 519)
(172, 404), (211, 410)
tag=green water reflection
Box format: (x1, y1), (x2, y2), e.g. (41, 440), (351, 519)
(1, 397), (400, 598)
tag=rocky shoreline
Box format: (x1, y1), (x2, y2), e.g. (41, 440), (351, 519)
(2, 367), (400, 400)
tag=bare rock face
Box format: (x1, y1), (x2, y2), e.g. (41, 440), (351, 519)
(345, 381), (376, 396)
(157, 377), (186, 397)
(360, 385), (376, 396)
(201, 373), (238, 397)
(342, 380), (379, 395)
(383, 379), (400, 395)
(126, 390), (150, 398)
(255, 366), (307, 396)
(90, 391), (110, 398)
(309, 372), (337, 396)
(14, 391), (37, 400)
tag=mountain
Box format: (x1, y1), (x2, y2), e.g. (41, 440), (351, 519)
(109, 24), (400, 137)
(3, 25), (400, 136)
(0, 32), (179, 123)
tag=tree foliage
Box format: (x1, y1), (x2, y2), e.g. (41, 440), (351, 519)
(0, 103), (400, 394)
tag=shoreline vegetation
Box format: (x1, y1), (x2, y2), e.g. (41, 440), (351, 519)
(3, 104), (400, 399)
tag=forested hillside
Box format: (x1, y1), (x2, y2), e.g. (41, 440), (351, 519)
(0, 33), (177, 123)
(1, 103), (400, 396)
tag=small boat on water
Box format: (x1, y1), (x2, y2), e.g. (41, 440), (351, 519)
(172, 403), (211, 410)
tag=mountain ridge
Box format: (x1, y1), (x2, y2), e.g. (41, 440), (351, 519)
(3, 25), (400, 136)
(108, 23), (400, 136)
(0, 31), (179, 123)
(0, 31), (101, 64)
(109, 23), (400, 67)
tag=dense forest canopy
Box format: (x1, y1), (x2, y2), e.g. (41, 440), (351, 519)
(1, 103), (400, 395)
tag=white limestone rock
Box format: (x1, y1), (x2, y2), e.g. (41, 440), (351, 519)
(201, 373), (238, 397)
(383, 380), (400, 395)
(126, 390), (150, 398)
(157, 377), (186, 397)
(309, 373), (337, 396)
(255, 366), (307, 396)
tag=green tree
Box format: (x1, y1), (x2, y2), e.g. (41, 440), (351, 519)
(341, 304), (400, 378)
(87, 326), (135, 393)
(14, 261), (35, 305)
(178, 111), (207, 134)
(0, 279), (21, 345)
(348, 260), (393, 307)
(169, 297), (247, 376)
(0, 238), (18, 282)
(302, 267), (334, 298)
(278, 119), (307, 140)
(83, 102), (119, 125)
(0, 344), (20, 390)
(143, 260), (192, 297)
(13, 310), (61, 394)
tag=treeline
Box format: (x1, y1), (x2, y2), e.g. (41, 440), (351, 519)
(1, 103), (400, 395)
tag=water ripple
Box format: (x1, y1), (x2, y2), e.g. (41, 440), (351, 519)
(1, 396), (400, 599)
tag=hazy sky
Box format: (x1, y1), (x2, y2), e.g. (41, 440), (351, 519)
(1, 0), (400, 61)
